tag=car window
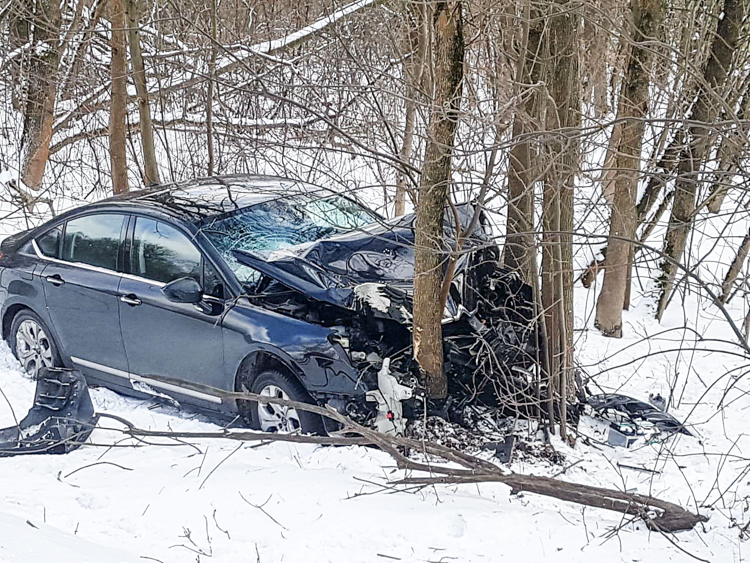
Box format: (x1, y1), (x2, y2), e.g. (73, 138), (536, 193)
(37, 225), (62, 258)
(132, 218), (202, 284)
(62, 214), (125, 271)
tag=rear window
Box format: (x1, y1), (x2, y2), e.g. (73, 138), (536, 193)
(36, 226), (62, 258)
(62, 214), (126, 271)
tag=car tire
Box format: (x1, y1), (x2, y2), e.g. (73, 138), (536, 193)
(243, 369), (325, 435)
(9, 309), (62, 379)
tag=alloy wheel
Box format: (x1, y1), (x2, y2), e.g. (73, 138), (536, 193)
(15, 319), (54, 378)
(256, 384), (301, 433)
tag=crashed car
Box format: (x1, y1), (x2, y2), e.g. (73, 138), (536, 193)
(0, 175), (537, 434)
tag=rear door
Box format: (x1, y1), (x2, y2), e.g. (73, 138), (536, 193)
(118, 216), (225, 406)
(39, 213), (131, 388)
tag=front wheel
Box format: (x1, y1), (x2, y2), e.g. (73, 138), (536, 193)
(9, 310), (61, 378)
(241, 369), (324, 435)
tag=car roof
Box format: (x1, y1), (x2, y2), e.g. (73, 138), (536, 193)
(88, 174), (339, 223)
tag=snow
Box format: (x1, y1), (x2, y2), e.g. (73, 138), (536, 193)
(354, 282), (391, 313)
(1, 280), (749, 561)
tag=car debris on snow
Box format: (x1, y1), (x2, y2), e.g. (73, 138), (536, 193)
(581, 393), (692, 448)
(0, 367), (96, 456)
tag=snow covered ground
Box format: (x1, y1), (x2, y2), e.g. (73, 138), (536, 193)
(0, 282), (749, 562)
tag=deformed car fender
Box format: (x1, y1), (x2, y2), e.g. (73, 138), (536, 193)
(221, 298), (363, 398)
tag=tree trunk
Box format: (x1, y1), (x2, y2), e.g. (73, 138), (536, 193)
(19, 0), (61, 191)
(109, 0), (129, 194)
(656, 0), (744, 320)
(395, 7), (426, 216)
(719, 229), (750, 304)
(413, 0), (464, 400)
(595, 0), (665, 337)
(503, 2), (542, 284)
(8, 0), (32, 111)
(706, 79), (750, 213)
(125, 0), (159, 186)
(206, 0), (218, 176)
(542, 0), (580, 437)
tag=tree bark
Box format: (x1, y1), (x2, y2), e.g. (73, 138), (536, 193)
(206, 0), (218, 176)
(719, 229), (750, 304)
(595, 0), (665, 337)
(125, 0), (159, 186)
(19, 0), (61, 191)
(109, 0), (129, 194)
(8, 0), (32, 111)
(503, 2), (542, 284)
(706, 79), (750, 213)
(656, 0), (744, 320)
(542, 0), (580, 437)
(395, 5), (426, 216)
(413, 0), (464, 400)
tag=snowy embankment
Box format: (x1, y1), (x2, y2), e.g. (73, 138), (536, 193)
(0, 288), (749, 562)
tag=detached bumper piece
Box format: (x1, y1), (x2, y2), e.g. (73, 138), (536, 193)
(0, 368), (97, 456)
(586, 393), (692, 448)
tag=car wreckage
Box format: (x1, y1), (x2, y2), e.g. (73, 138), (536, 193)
(0, 175), (539, 436)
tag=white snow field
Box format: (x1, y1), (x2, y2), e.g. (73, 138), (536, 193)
(1, 283), (749, 563)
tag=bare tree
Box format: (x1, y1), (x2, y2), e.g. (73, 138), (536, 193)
(19, 0), (61, 191)
(595, 0), (666, 337)
(503, 0), (542, 284)
(541, 0), (580, 438)
(656, 0), (744, 320)
(412, 0), (464, 400)
(125, 0), (160, 186)
(109, 0), (129, 194)
(394, 4), (427, 217)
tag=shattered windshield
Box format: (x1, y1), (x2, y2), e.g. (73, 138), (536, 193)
(199, 195), (378, 284)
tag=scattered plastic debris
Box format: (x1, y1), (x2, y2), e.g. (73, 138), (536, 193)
(582, 393), (692, 448)
(0, 368), (97, 456)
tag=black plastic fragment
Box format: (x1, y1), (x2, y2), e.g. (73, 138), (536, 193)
(0, 367), (97, 456)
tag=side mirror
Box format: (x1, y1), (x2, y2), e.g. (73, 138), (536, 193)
(162, 277), (203, 304)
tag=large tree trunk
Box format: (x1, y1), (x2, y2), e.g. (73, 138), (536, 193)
(503, 2), (542, 284)
(541, 0), (580, 438)
(19, 0), (62, 191)
(109, 0), (129, 194)
(412, 0), (464, 400)
(595, 0), (665, 337)
(656, 0), (744, 320)
(125, 0), (160, 186)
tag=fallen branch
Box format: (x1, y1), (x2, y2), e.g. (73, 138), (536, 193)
(95, 377), (707, 533)
(392, 474), (705, 533)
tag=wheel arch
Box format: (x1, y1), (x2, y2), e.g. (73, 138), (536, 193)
(2, 303), (33, 340)
(233, 348), (309, 396)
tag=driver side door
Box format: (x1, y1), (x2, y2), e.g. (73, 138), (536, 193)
(118, 216), (226, 406)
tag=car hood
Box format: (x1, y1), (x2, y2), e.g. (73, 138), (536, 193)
(233, 203), (489, 319)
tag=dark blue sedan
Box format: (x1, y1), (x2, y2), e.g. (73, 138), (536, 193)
(0, 174), (537, 435)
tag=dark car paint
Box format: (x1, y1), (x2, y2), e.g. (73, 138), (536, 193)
(232, 202), (492, 317)
(0, 176), (368, 417)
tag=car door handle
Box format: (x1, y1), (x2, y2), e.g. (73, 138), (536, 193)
(120, 294), (142, 306)
(45, 274), (65, 286)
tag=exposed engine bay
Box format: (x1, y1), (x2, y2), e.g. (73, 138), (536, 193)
(234, 206), (540, 432)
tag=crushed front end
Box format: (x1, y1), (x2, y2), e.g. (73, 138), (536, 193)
(239, 205), (540, 434)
